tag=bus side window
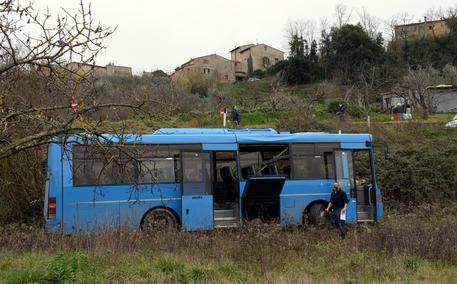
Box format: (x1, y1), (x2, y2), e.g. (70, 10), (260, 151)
(239, 145), (290, 179)
(290, 143), (337, 180)
(73, 145), (136, 186)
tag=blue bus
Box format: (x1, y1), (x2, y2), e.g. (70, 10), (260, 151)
(45, 128), (384, 233)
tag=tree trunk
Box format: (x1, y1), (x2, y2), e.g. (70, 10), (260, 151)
(421, 107), (429, 120)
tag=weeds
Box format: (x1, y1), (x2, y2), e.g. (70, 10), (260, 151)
(0, 209), (456, 283)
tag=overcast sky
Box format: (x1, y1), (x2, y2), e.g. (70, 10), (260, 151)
(36, 0), (457, 74)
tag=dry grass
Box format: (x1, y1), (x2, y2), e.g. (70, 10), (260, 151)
(0, 208), (457, 283)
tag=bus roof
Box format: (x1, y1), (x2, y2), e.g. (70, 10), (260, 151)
(153, 128), (283, 135)
(54, 128), (373, 145)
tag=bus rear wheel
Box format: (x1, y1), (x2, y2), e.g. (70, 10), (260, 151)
(307, 203), (329, 225)
(141, 208), (178, 231)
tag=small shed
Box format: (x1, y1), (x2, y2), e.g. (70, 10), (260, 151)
(428, 85), (457, 113)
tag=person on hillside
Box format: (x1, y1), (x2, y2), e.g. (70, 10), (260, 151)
(337, 103), (345, 122)
(325, 182), (349, 238)
(231, 106), (240, 126)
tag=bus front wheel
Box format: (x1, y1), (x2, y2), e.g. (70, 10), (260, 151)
(141, 208), (178, 231)
(306, 203), (329, 225)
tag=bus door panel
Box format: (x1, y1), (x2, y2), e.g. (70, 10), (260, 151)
(181, 151), (213, 231)
(334, 150), (357, 223)
(353, 149), (377, 222)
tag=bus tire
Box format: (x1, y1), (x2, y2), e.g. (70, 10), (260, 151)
(307, 203), (329, 225)
(141, 208), (178, 231)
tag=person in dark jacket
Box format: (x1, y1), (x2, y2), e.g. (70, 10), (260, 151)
(325, 182), (349, 238)
(336, 103), (345, 122)
(231, 106), (240, 126)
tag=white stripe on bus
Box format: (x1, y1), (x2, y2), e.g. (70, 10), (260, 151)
(281, 193), (331, 197)
(79, 198), (181, 205)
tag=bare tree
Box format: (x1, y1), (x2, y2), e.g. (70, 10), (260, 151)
(0, 0), (114, 76)
(401, 66), (441, 119)
(269, 79), (286, 112)
(319, 18), (330, 34)
(446, 5), (457, 18)
(285, 19), (317, 50)
(357, 7), (380, 39)
(0, 0), (154, 160)
(334, 3), (353, 29)
(425, 7), (445, 21)
(386, 13), (414, 42)
(442, 64), (457, 86)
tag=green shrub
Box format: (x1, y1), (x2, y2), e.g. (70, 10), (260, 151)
(251, 69), (266, 79)
(45, 253), (96, 283)
(5, 268), (47, 284)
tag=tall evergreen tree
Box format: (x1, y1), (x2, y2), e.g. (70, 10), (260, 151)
(285, 33), (311, 85)
(327, 24), (386, 84)
(310, 40), (318, 63)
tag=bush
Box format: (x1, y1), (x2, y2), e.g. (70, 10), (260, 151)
(266, 60), (288, 76)
(251, 69), (266, 79)
(376, 135), (457, 203)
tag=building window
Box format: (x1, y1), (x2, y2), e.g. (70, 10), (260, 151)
(202, 68), (210, 74)
(275, 58), (279, 63)
(224, 75), (229, 80)
(262, 57), (270, 67)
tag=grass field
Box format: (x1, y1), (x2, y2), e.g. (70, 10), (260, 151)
(1, 208), (456, 283)
(98, 110), (456, 135)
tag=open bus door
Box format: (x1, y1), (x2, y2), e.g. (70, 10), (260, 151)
(181, 151), (213, 230)
(334, 150), (357, 223)
(334, 150), (376, 223)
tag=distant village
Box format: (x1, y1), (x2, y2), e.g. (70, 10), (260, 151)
(171, 43), (284, 82)
(68, 16), (452, 84)
(67, 42), (285, 83)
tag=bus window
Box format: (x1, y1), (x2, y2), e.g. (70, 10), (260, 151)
(182, 152), (212, 195)
(239, 145), (290, 179)
(135, 145), (179, 184)
(73, 144), (185, 186)
(335, 150), (354, 188)
(292, 155), (333, 179)
(73, 145), (136, 186)
(138, 157), (176, 184)
(239, 151), (261, 179)
(353, 150), (373, 186)
(291, 143), (337, 180)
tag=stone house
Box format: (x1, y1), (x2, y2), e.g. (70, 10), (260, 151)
(230, 43), (284, 80)
(395, 18), (451, 41)
(171, 54), (235, 82)
(105, 64), (133, 77)
(65, 62), (108, 78)
(65, 62), (132, 79)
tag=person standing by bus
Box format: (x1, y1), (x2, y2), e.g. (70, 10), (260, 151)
(231, 106), (240, 126)
(325, 182), (349, 238)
